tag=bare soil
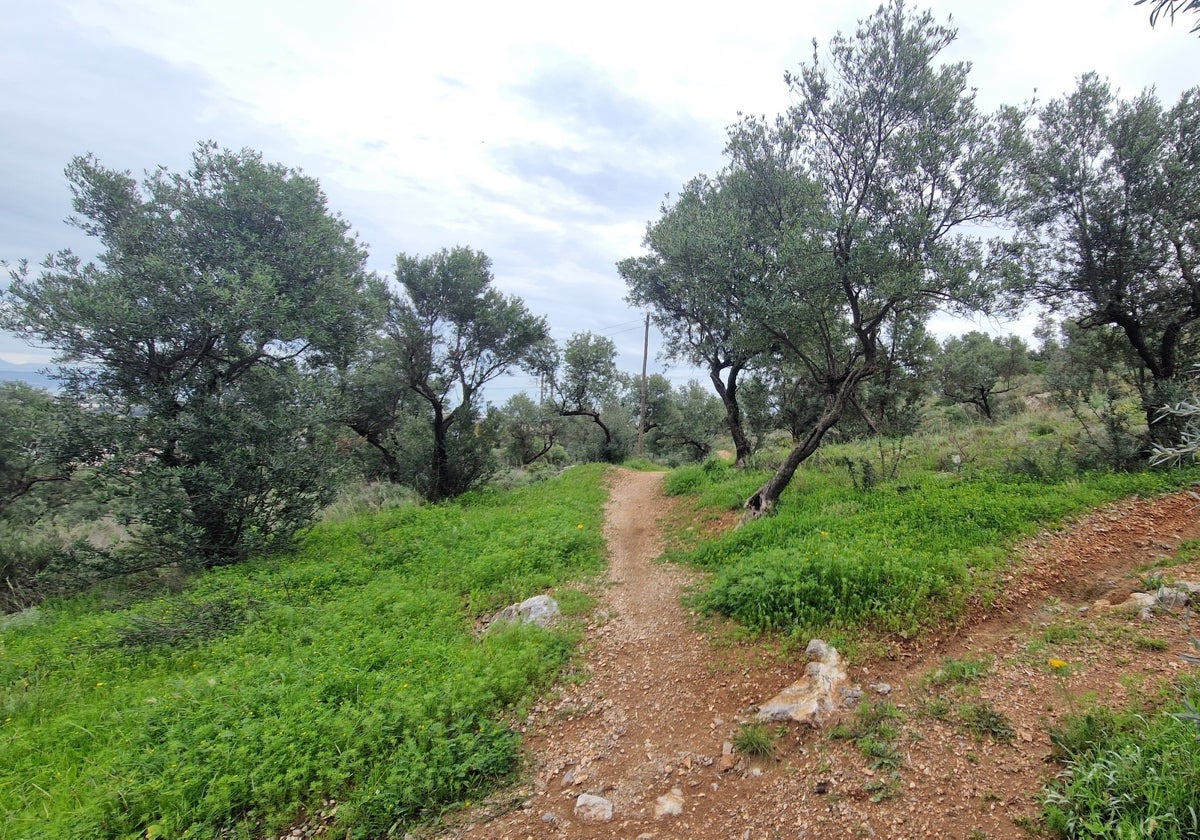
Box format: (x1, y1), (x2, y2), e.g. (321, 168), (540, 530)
(434, 469), (1200, 840)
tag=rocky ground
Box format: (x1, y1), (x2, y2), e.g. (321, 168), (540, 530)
(428, 469), (1200, 840)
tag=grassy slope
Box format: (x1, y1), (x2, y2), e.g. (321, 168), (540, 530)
(0, 464), (608, 839)
(666, 428), (1198, 642)
(664, 421), (1200, 837)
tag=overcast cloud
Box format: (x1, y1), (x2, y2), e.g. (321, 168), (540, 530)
(1, 0), (1196, 398)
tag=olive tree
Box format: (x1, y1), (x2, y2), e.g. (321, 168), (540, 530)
(1013, 74), (1200, 447)
(547, 331), (621, 459)
(498, 392), (563, 467)
(387, 247), (551, 500)
(642, 379), (726, 463)
(619, 175), (770, 467)
(1, 143), (382, 566)
(731, 0), (1024, 516)
(935, 332), (1030, 420)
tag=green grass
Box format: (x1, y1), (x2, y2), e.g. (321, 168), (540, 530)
(957, 701), (1015, 742)
(0, 464), (609, 839)
(732, 721), (778, 757)
(830, 699), (906, 801)
(1043, 678), (1200, 838)
(924, 657), (992, 688)
(666, 453), (1195, 637)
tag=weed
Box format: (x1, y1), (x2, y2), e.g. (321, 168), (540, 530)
(1139, 571), (1167, 591)
(1047, 657), (1076, 714)
(1011, 813), (1047, 836)
(924, 656), (990, 688)
(864, 770), (902, 802)
(1047, 706), (1139, 763)
(858, 736), (903, 770)
(733, 721), (778, 757)
(1134, 635), (1169, 652)
(1043, 668), (1200, 838)
(919, 695), (952, 721)
(1041, 622), (1082, 645)
(836, 456), (879, 492)
(832, 699), (906, 782)
(957, 702), (1014, 743)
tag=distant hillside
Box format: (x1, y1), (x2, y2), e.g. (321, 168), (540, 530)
(0, 361), (57, 391)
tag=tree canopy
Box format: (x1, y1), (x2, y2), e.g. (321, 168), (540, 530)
(2, 142), (382, 565)
(620, 174), (771, 467)
(936, 332), (1030, 420)
(635, 0), (1024, 517)
(547, 331), (621, 457)
(387, 246), (551, 500)
(1013, 74), (1200, 443)
(1135, 0), (1200, 32)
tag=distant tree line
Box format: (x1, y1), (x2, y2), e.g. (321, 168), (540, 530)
(1, 0), (1197, 604)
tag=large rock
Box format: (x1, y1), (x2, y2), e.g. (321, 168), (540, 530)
(756, 639), (853, 727)
(574, 793), (613, 823)
(487, 595), (560, 631)
(1157, 585), (1191, 609)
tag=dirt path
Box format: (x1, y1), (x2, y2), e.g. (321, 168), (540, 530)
(438, 470), (1200, 839)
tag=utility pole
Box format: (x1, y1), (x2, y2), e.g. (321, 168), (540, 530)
(636, 312), (649, 455)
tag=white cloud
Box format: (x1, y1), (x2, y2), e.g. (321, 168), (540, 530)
(3, 0), (1197, 378)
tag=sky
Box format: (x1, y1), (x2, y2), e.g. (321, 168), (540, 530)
(1, 0), (1197, 399)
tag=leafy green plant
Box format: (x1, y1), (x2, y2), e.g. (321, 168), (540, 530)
(732, 721), (778, 757)
(924, 657), (991, 688)
(864, 770), (902, 803)
(837, 455), (879, 492)
(832, 700), (905, 770)
(1043, 677), (1200, 837)
(1047, 707), (1140, 763)
(919, 695), (952, 721)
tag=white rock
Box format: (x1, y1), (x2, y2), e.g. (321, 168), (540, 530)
(654, 788), (684, 818)
(487, 595), (560, 631)
(1156, 585), (1191, 608)
(515, 594), (560, 626)
(574, 793), (613, 823)
(757, 638), (852, 726)
(1101, 592), (1157, 615)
